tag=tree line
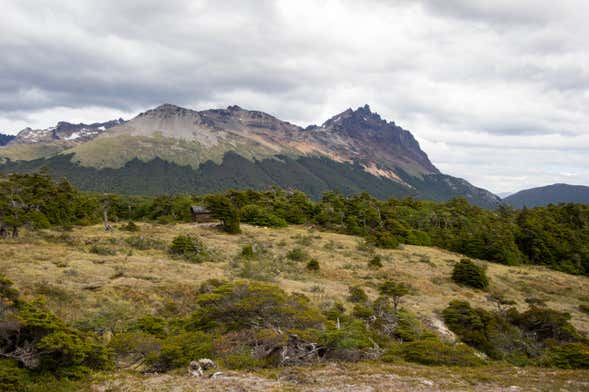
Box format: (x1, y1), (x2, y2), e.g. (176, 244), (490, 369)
(1, 173), (588, 275)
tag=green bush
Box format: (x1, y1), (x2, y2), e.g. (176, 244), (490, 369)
(306, 258), (320, 271)
(384, 338), (483, 366)
(545, 342), (589, 369)
(205, 194), (241, 234)
(122, 221), (139, 232)
(368, 255), (383, 269)
(451, 259), (489, 289)
(507, 306), (580, 342)
(321, 320), (373, 361)
(240, 205), (287, 228)
(0, 359), (29, 392)
(368, 230), (399, 249)
(348, 286), (368, 303)
(241, 244), (254, 258)
(147, 331), (214, 371)
(130, 315), (166, 337)
(169, 235), (208, 262)
(579, 303), (589, 315)
(188, 280), (326, 333)
(286, 247), (308, 262)
(89, 244), (116, 256)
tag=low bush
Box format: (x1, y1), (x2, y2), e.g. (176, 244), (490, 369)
(384, 337), (483, 366)
(0, 276), (113, 379)
(121, 221), (139, 232)
(0, 359), (29, 392)
(368, 255), (383, 269)
(169, 234), (208, 262)
(240, 205), (287, 228)
(367, 230), (399, 249)
(89, 244), (116, 256)
(451, 259), (489, 289)
(545, 342), (589, 369)
(125, 235), (166, 250)
(187, 280), (326, 333)
(241, 244), (254, 258)
(286, 247), (309, 262)
(146, 331), (214, 372)
(348, 286), (368, 303)
(306, 259), (320, 271)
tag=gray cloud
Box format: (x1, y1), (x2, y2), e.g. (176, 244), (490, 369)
(1, 0), (588, 193)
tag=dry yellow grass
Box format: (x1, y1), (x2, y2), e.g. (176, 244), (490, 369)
(1, 222), (589, 335)
(90, 362), (589, 391)
(2, 222), (589, 390)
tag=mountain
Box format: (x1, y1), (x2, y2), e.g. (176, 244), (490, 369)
(0, 119), (124, 162)
(0, 104), (500, 207)
(504, 183), (589, 208)
(0, 133), (15, 146)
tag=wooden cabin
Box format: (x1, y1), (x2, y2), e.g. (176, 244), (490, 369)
(190, 205), (214, 223)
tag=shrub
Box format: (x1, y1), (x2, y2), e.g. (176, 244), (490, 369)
(321, 320), (373, 361)
(241, 244), (254, 258)
(187, 280), (325, 333)
(89, 244), (116, 256)
(368, 230), (399, 249)
(0, 359), (29, 392)
(1, 300), (113, 377)
(451, 259), (489, 289)
(240, 205), (287, 228)
(147, 331), (214, 371)
(368, 255), (383, 269)
(546, 342), (589, 369)
(507, 306), (580, 342)
(306, 259), (320, 271)
(348, 286), (368, 303)
(169, 235), (207, 262)
(122, 221), (139, 232)
(286, 247), (308, 262)
(442, 300), (495, 354)
(378, 280), (410, 311)
(205, 195), (241, 234)
(125, 235), (166, 250)
(579, 304), (589, 315)
(130, 315), (166, 337)
(384, 337), (483, 366)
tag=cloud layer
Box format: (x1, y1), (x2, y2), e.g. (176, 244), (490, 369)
(1, 0), (588, 193)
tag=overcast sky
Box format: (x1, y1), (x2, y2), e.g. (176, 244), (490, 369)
(1, 0), (588, 194)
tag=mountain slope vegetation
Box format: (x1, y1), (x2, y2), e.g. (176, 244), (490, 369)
(505, 183), (589, 208)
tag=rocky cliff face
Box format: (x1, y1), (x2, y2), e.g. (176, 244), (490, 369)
(10, 119), (124, 145)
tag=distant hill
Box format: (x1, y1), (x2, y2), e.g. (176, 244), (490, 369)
(0, 104), (501, 208)
(504, 183), (589, 208)
(0, 133), (15, 146)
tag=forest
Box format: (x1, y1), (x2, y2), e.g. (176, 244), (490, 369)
(2, 172), (588, 275)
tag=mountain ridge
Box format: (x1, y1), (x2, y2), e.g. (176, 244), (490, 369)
(0, 104), (501, 208)
(504, 183), (589, 208)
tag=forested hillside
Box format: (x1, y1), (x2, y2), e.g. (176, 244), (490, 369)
(505, 184), (589, 208)
(2, 173), (588, 275)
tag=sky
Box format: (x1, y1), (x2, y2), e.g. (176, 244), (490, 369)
(1, 0), (588, 194)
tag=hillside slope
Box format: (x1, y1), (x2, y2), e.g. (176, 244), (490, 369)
(505, 183), (589, 208)
(1, 223), (588, 390)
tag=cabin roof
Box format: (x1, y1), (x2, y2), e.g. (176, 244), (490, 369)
(190, 205), (210, 214)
